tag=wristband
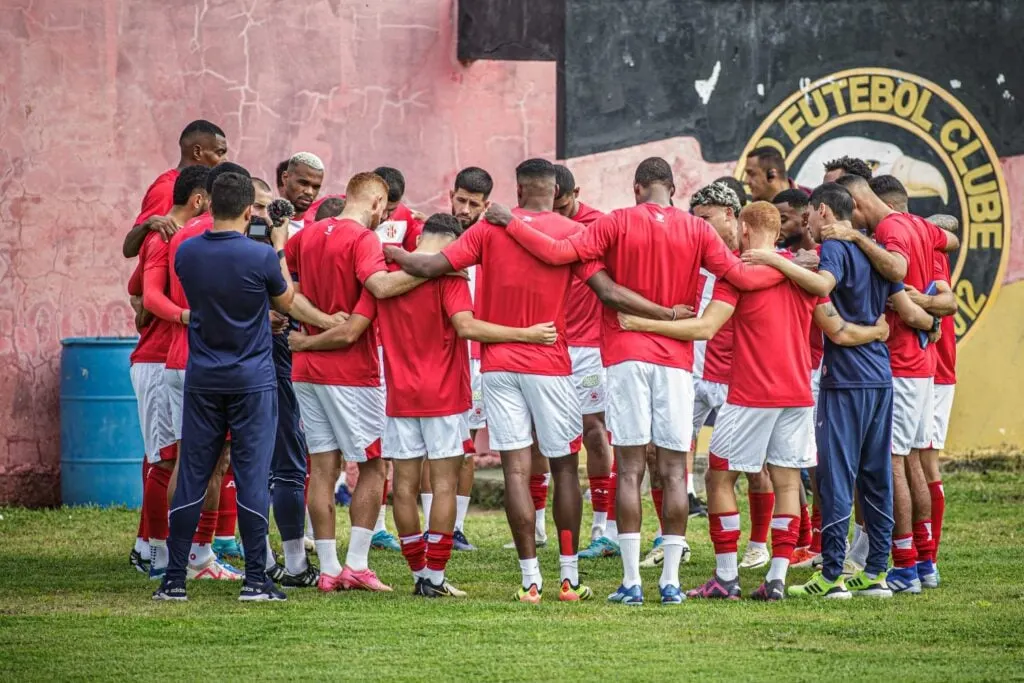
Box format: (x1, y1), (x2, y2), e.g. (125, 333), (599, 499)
(929, 315), (941, 333)
(670, 308), (677, 321)
(277, 249), (286, 260)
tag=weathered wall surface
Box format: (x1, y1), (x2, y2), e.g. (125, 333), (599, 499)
(2, 0), (1019, 504)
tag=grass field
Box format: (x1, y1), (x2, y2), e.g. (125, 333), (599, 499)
(2, 468), (1023, 681)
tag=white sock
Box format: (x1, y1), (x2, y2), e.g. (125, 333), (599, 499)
(852, 523), (864, 548)
(455, 495), (470, 532)
(134, 537), (149, 555)
(304, 508), (314, 540)
(374, 505), (388, 534)
(619, 532), (642, 588)
(592, 511), (608, 540)
(345, 527), (373, 571)
(519, 556), (542, 591)
(850, 528), (870, 567)
(315, 539), (342, 577)
(282, 538), (308, 575)
(421, 493), (433, 527)
(150, 539), (168, 570)
(425, 568), (444, 585)
(189, 542), (214, 567)
(766, 557), (790, 583)
(686, 472), (696, 496)
(747, 541), (768, 553)
(264, 536), (276, 570)
(716, 552), (739, 582)
(659, 535), (685, 588)
(559, 554), (579, 585)
(606, 519), (619, 543)
(535, 508), (547, 541)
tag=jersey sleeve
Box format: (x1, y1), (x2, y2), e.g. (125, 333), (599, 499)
(140, 237), (184, 322)
(875, 215), (912, 262)
(402, 218), (424, 252)
(933, 253), (951, 283)
(440, 277), (474, 318)
(568, 213), (617, 262)
(888, 280), (906, 296)
(354, 231), (388, 284)
(710, 278), (740, 307)
(571, 259), (605, 283)
(284, 229), (302, 281)
(264, 247), (288, 298)
(133, 176), (175, 228)
(698, 220), (742, 277)
(353, 287), (378, 321)
(817, 240), (846, 284)
(929, 222), (949, 252)
(442, 222), (486, 271)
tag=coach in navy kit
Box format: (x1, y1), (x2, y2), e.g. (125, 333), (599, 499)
(154, 170), (295, 602)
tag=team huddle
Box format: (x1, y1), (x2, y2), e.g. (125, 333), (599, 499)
(125, 120), (957, 604)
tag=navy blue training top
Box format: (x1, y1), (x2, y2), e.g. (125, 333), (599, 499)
(175, 230), (287, 394)
(818, 239), (903, 390)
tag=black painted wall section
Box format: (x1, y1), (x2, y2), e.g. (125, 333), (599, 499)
(559, 0), (1023, 161)
(457, 0), (563, 62)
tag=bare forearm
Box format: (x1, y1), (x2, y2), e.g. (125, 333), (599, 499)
(123, 224), (148, 258)
(770, 257), (833, 297)
(506, 218), (581, 265)
(298, 327), (357, 351)
(724, 263), (786, 291)
(627, 318), (710, 341)
(368, 271), (426, 299)
(394, 251), (451, 279)
(920, 291), (957, 317)
(290, 293), (335, 330)
(596, 284), (672, 320)
(853, 232), (905, 282)
(831, 322), (886, 346)
(459, 319), (538, 344)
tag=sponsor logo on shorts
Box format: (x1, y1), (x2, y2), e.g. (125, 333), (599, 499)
(472, 390), (484, 401)
(738, 68), (1011, 346)
(581, 374), (601, 388)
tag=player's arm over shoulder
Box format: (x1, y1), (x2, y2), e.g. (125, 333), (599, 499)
(813, 301), (888, 346)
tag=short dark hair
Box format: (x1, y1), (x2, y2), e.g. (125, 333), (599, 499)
(825, 155), (873, 180)
(747, 146), (786, 175)
(373, 166), (405, 202)
(714, 176), (748, 206)
(210, 172), (255, 220)
(422, 213), (464, 238)
(454, 166), (493, 199)
(554, 164), (576, 199)
(315, 197), (346, 221)
(251, 177), (272, 193)
(275, 160), (289, 189)
(634, 157), (673, 188)
(516, 158), (556, 183)
(808, 183), (855, 221)
(179, 119), (225, 144)
(172, 166), (210, 205)
(835, 173), (870, 193)
(205, 162), (250, 193)
(771, 188), (810, 210)
(868, 174), (908, 202)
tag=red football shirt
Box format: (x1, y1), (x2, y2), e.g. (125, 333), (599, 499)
(566, 203), (741, 371)
(723, 271), (825, 408)
(287, 218), (387, 386)
(129, 232), (175, 364)
(133, 169), (179, 227)
(165, 215), (212, 370)
(442, 208), (602, 376)
(378, 274), (473, 417)
(564, 202), (605, 348)
(693, 269), (737, 385)
(390, 203), (425, 252)
(874, 213), (948, 378)
(934, 251), (956, 385)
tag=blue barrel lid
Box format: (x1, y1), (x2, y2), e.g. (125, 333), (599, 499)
(61, 336), (140, 346)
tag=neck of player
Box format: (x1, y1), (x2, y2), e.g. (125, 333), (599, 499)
(167, 206), (193, 228)
(339, 203), (375, 228)
(211, 216), (249, 234)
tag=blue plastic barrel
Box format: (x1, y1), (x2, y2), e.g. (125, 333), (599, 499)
(60, 337), (144, 507)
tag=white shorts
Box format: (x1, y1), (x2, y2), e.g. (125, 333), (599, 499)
(892, 377), (935, 456)
(383, 414), (470, 460)
(378, 345), (386, 393)
(810, 364), (822, 422)
(481, 371), (581, 458)
(129, 363), (175, 464)
(708, 402), (816, 473)
(606, 361), (694, 451)
(294, 382), (384, 462)
(929, 383), (956, 450)
(692, 377), (728, 445)
(569, 346), (606, 416)
(466, 358), (486, 430)
(164, 368), (186, 441)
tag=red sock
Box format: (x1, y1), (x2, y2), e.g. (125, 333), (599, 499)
(651, 488), (664, 531)
(426, 531), (454, 574)
(193, 509), (218, 545)
(144, 465), (171, 542)
(771, 514), (800, 562)
(588, 476), (609, 514)
(216, 467), (237, 538)
(928, 481), (945, 562)
(913, 519), (935, 563)
(797, 503), (812, 549)
(710, 511), (741, 555)
(607, 462), (618, 522)
(529, 474), (548, 511)
(748, 491), (774, 544)
(399, 532), (426, 574)
(137, 459), (151, 540)
(891, 533), (917, 568)
(809, 504), (822, 554)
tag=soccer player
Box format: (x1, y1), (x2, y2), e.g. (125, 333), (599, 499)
(387, 158), (682, 603)
(279, 152), (325, 234)
(154, 170), (295, 602)
(485, 158), (793, 605)
(743, 147), (809, 202)
(822, 174), (959, 593)
(713, 176), (749, 208)
(287, 172), (427, 593)
(822, 156), (874, 184)
(123, 120), (228, 257)
(374, 166), (427, 251)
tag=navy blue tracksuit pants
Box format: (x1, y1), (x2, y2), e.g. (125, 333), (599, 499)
(815, 387), (895, 581)
(271, 373), (307, 543)
(168, 389), (278, 585)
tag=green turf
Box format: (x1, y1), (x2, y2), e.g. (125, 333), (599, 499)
(2, 470), (1023, 681)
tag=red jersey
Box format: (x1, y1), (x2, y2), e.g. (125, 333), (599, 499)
(165, 215), (212, 370)
(934, 251), (956, 385)
(564, 202), (605, 347)
(133, 169), (179, 227)
(129, 232), (175, 364)
(693, 269), (736, 385)
(378, 273), (473, 417)
(390, 203), (425, 252)
(442, 208), (602, 376)
(287, 218), (387, 386)
(874, 213), (948, 378)
(809, 319), (825, 370)
(566, 204), (740, 371)
(722, 269), (825, 408)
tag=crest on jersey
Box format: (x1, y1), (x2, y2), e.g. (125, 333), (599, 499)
(737, 68), (1011, 346)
